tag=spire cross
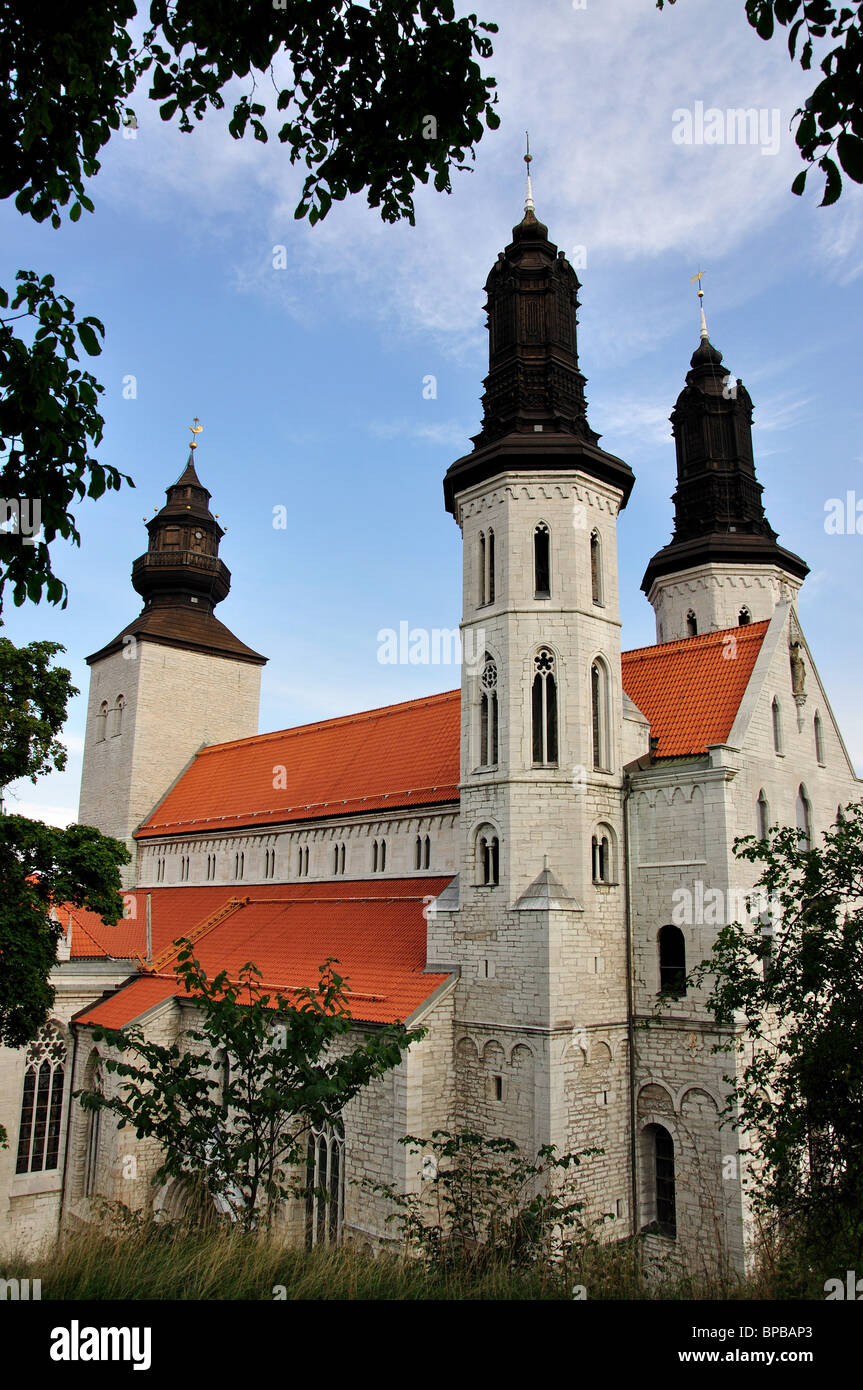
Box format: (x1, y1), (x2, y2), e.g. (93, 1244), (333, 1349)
(524, 131), (535, 214)
(188, 416), (203, 451)
(690, 270), (709, 340)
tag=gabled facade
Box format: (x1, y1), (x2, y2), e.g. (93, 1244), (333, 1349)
(1, 194), (859, 1270)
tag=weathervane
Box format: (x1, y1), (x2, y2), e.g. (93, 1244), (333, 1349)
(188, 416), (203, 450)
(524, 131), (535, 214)
(690, 270), (709, 340)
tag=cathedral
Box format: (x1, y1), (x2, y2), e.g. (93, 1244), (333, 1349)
(1, 185), (859, 1272)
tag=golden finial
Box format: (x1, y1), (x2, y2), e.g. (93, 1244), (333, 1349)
(524, 131), (535, 214)
(188, 416), (203, 450)
(690, 271), (709, 339)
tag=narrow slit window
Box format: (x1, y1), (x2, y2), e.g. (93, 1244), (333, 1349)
(534, 522), (550, 597)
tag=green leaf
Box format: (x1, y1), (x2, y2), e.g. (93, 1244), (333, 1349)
(837, 130), (863, 181)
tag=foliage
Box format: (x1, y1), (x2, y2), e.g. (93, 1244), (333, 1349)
(657, 0), (863, 205)
(366, 1129), (604, 1271)
(0, 274), (129, 609)
(78, 945), (423, 1231)
(0, 815), (129, 1053)
(0, 637), (128, 1065)
(689, 800), (863, 1260)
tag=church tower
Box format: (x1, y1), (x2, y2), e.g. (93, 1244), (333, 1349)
(77, 439), (266, 886)
(642, 311), (808, 642)
(430, 163), (637, 1226)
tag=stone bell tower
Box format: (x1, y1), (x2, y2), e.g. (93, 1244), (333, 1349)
(429, 162), (637, 1228)
(77, 434), (266, 886)
(642, 306), (808, 643)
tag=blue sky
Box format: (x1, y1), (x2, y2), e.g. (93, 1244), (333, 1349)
(4, 0), (862, 826)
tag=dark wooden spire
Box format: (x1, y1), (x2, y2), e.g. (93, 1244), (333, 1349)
(132, 454), (230, 611)
(444, 207), (634, 513)
(641, 335), (808, 592)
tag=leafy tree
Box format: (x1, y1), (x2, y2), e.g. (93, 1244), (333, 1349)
(78, 945), (423, 1232)
(0, 637), (129, 1146)
(690, 800), (863, 1262)
(657, 0), (863, 205)
(366, 1129), (602, 1271)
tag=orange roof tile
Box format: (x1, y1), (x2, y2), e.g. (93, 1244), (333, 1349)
(620, 621), (768, 757)
(74, 879), (453, 1028)
(136, 690), (460, 839)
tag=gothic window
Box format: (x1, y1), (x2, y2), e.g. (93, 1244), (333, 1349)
(156, 855), (166, 883)
(487, 529), (495, 603)
(297, 845), (309, 878)
(738, 607), (751, 626)
(756, 789), (770, 841)
(591, 659), (610, 771)
(658, 925), (687, 997)
(415, 836), (422, 870)
(686, 611), (698, 637)
(83, 1057), (103, 1199)
(532, 648), (558, 765)
(332, 843), (345, 876)
(334, 844), (341, 875)
(423, 835), (431, 869)
(206, 853), (216, 881)
(591, 825), (615, 884)
(339, 844), (345, 874)
(478, 531), (486, 606)
(179, 854), (190, 882)
(305, 1117), (345, 1249)
(479, 655), (499, 767)
(476, 825), (500, 886)
(534, 522), (550, 597)
(96, 701), (108, 742)
(16, 1024), (67, 1174)
(651, 1125), (677, 1238)
(796, 784), (811, 847)
(233, 851), (244, 880)
(590, 530), (603, 606)
(814, 712), (825, 765)
(111, 696), (125, 737)
(772, 697), (783, 754)
(372, 839), (387, 873)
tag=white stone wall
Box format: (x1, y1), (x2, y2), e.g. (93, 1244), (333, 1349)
(647, 563), (803, 643)
(78, 640), (262, 887)
(136, 810), (458, 888)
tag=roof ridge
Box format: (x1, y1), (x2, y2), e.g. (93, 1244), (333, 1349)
(622, 619), (769, 661)
(189, 687), (461, 757)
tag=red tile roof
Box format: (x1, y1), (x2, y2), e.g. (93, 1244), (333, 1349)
(620, 621), (768, 758)
(74, 879), (453, 1028)
(136, 690), (460, 839)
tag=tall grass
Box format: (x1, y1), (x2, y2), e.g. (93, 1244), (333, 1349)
(0, 1217), (842, 1300)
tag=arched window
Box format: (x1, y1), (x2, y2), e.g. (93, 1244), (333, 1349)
(487, 528), (495, 603)
(83, 1057), (103, 1199)
(305, 1117), (345, 1249)
(649, 1124), (677, 1239)
(414, 835), (422, 871)
(372, 839), (386, 872)
(96, 701), (108, 742)
(738, 607), (751, 626)
(233, 851), (244, 880)
(591, 659), (609, 771)
(16, 1024), (67, 1174)
(772, 697), (783, 754)
(591, 825), (615, 884)
(686, 611), (698, 637)
(476, 825), (500, 886)
(111, 695), (125, 737)
(479, 654), (499, 767)
(334, 844), (341, 875)
(424, 835), (430, 869)
(339, 844), (345, 875)
(658, 925), (686, 997)
(814, 712), (825, 765)
(534, 522), (550, 597)
(298, 846), (309, 877)
(478, 531), (486, 606)
(531, 648), (558, 765)
(590, 530), (603, 606)
(796, 784), (811, 847)
(756, 789), (770, 841)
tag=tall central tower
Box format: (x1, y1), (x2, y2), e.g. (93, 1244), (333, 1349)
(430, 174), (636, 1226)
